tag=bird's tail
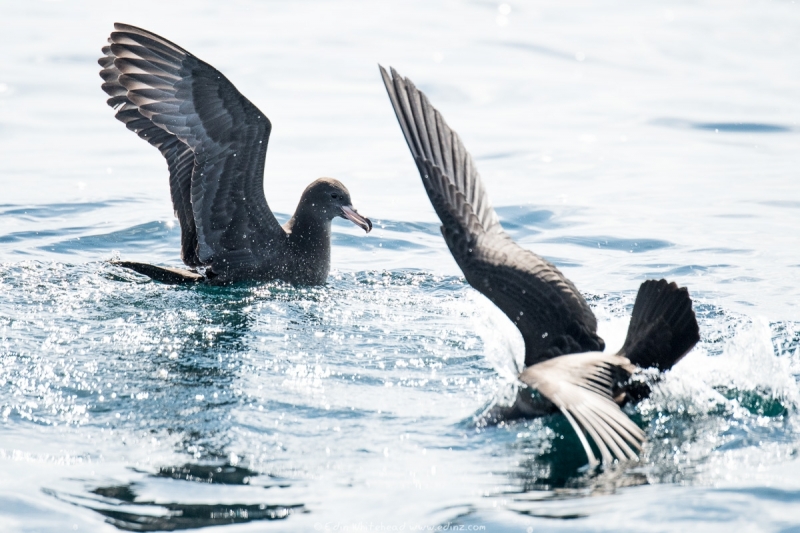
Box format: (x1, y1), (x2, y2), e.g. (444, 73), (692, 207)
(110, 261), (203, 284)
(618, 279), (700, 371)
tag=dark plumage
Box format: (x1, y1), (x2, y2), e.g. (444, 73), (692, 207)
(380, 66), (700, 465)
(99, 23), (371, 285)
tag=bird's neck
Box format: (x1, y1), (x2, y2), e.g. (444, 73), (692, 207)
(284, 208), (333, 258)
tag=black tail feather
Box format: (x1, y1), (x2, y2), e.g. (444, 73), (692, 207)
(111, 261), (203, 284)
(619, 279), (700, 371)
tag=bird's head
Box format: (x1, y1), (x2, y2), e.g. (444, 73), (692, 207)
(300, 178), (372, 233)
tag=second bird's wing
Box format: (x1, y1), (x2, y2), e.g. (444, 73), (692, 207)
(380, 66), (603, 366)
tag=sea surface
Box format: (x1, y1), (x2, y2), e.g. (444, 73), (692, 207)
(1, 1), (800, 531)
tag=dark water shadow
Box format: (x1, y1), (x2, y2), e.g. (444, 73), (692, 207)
(484, 416), (652, 525)
(0, 199), (135, 220)
(759, 200), (800, 209)
(693, 122), (792, 133)
(503, 415), (648, 495)
(333, 217), (445, 252)
(366, 207), (576, 242)
(714, 486), (800, 504)
(94, 501), (299, 531)
(690, 247), (752, 255)
(636, 263), (731, 279)
(475, 150), (528, 161)
(496, 206), (571, 233)
(471, 394), (649, 500)
(651, 118), (794, 133)
(150, 463), (277, 486)
(42, 221), (180, 255)
(0, 225), (93, 244)
(365, 218), (443, 236)
(45, 460), (304, 531)
(540, 235), (672, 253)
(332, 226), (427, 251)
(45, 479), (304, 532)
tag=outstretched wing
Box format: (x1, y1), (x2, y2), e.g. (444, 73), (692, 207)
(520, 352), (645, 465)
(101, 23), (284, 276)
(100, 43), (199, 267)
(380, 66), (603, 366)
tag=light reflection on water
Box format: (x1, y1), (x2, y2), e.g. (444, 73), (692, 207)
(2, 261), (799, 530)
(1, 0), (800, 531)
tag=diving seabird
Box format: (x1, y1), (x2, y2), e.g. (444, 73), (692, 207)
(98, 24), (372, 285)
(380, 66), (700, 465)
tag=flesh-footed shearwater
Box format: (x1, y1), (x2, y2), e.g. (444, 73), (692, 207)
(380, 66), (700, 465)
(98, 24), (372, 285)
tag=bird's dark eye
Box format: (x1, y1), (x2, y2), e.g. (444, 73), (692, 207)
(331, 193), (338, 199)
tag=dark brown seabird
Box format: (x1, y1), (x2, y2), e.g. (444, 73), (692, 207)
(380, 66), (700, 466)
(98, 24), (372, 285)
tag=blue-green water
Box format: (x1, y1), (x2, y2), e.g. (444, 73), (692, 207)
(2, 1), (800, 531)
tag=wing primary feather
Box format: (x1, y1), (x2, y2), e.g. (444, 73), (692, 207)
(435, 112), (454, 179)
(114, 57), (182, 78)
(100, 23), (282, 273)
(558, 407), (599, 467)
(405, 81), (434, 161)
(592, 402), (644, 452)
(519, 352), (645, 464)
(575, 403), (634, 461)
(569, 406), (614, 464)
(419, 92), (444, 165)
(390, 70), (424, 158)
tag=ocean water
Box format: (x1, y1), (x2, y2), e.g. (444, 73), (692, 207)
(1, 0), (800, 531)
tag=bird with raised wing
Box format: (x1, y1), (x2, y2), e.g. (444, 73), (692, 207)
(99, 24), (372, 285)
(380, 66), (700, 466)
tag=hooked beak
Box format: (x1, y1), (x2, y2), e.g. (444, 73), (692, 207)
(341, 205), (372, 233)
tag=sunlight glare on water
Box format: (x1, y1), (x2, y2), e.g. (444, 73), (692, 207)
(1, 0), (800, 531)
